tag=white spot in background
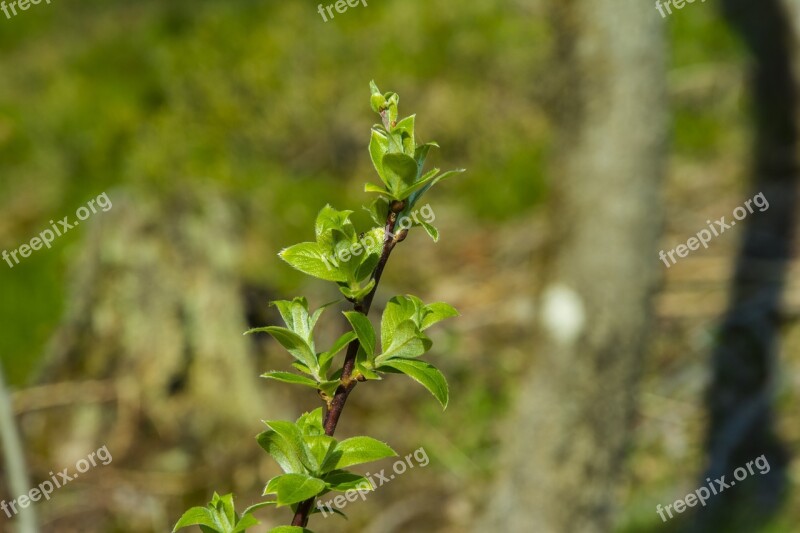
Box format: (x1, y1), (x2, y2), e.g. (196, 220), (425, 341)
(541, 284), (586, 344)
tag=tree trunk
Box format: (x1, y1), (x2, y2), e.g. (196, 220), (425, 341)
(21, 188), (285, 531)
(475, 1), (667, 531)
(690, 0), (798, 530)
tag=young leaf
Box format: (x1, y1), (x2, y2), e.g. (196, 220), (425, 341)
(421, 302), (459, 330)
(315, 205), (355, 244)
(369, 129), (390, 185)
(246, 326), (317, 372)
(264, 473), (327, 506)
(418, 220), (439, 242)
(414, 141), (439, 173)
(296, 408), (325, 436)
(256, 430), (305, 475)
(306, 434), (337, 469)
(394, 114), (416, 155)
(212, 492), (237, 527)
(364, 182), (388, 195)
(381, 152), (418, 194)
(318, 331), (357, 371)
(261, 371), (319, 389)
(363, 197), (390, 226)
(231, 515), (260, 533)
(339, 279), (375, 302)
(378, 358), (449, 408)
(263, 420), (318, 473)
(173, 507), (218, 533)
(343, 311), (376, 359)
(407, 168), (465, 208)
(380, 296), (413, 348)
(310, 503), (348, 518)
(309, 299), (340, 332)
(321, 436), (397, 471)
(241, 501), (277, 517)
(279, 242), (347, 282)
(317, 380), (341, 399)
(393, 167), (439, 200)
(269, 527), (315, 533)
(322, 470), (374, 492)
(354, 346), (382, 381)
(376, 320), (430, 363)
(354, 251), (380, 282)
(270, 298), (309, 339)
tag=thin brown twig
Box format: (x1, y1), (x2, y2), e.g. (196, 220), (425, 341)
(291, 202), (403, 527)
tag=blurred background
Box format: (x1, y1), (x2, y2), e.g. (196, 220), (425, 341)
(0, 0), (799, 532)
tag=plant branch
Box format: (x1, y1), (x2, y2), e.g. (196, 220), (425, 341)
(291, 204), (402, 527)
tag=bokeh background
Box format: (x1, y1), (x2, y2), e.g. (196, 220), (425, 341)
(0, 1), (799, 532)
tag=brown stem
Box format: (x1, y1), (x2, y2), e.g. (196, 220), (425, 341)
(291, 205), (402, 527)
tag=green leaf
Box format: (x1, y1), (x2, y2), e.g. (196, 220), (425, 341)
(394, 115), (416, 155)
(269, 297), (334, 350)
(295, 408), (325, 436)
(264, 420), (318, 473)
(317, 380), (341, 398)
(321, 436), (397, 472)
(369, 129), (390, 184)
(264, 473), (326, 506)
(241, 500), (277, 517)
(261, 372), (319, 389)
(319, 331), (357, 370)
(408, 168), (465, 208)
(378, 359), (449, 408)
(381, 152), (418, 195)
(421, 302), (459, 330)
(231, 514), (259, 533)
(414, 142), (438, 173)
(306, 434), (337, 469)
(314, 206), (356, 250)
(246, 326), (317, 372)
(394, 167), (439, 200)
(173, 507), (217, 532)
(269, 527), (315, 533)
(322, 470), (374, 492)
(394, 114), (415, 137)
(279, 242), (346, 282)
(210, 492), (236, 530)
(363, 197), (390, 226)
(377, 320), (430, 363)
(339, 279), (375, 302)
(310, 503), (348, 518)
(343, 311), (376, 359)
(381, 296), (414, 348)
(364, 182), (388, 195)
(256, 430), (305, 475)
(418, 220), (439, 242)
(310, 299), (340, 332)
(292, 361), (312, 374)
(355, 251), (380, 282)
(270, 298), (309, 341)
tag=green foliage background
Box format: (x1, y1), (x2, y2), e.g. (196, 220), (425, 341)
(0, 0), (741, 384)
(3, 1), (788, 531)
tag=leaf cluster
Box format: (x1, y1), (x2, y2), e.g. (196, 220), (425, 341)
(175, 82), (462, 531)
